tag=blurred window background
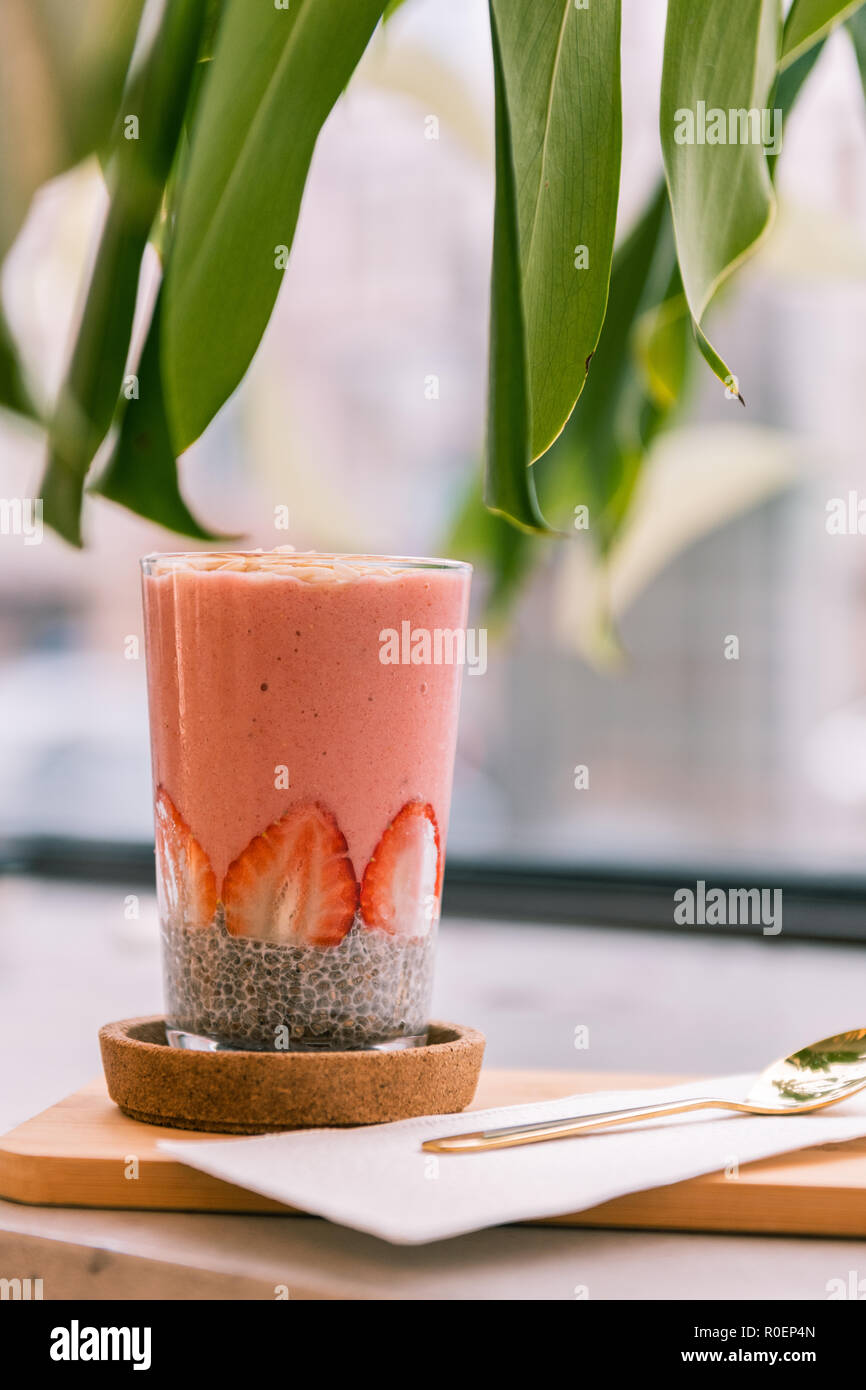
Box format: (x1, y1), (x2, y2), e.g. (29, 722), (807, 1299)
(2, 0), (866, 897)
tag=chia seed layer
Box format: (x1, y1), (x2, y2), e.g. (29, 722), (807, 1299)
(161, 909), (436, 1051)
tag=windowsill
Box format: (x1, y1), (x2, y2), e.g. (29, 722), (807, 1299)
(1, 874), (862, 1128)
(2, 874), (866, 1299)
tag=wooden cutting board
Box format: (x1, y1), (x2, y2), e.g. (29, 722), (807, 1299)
(2, 1069), (866, 1237)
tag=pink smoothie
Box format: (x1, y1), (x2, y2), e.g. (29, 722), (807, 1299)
(141, 553), (471, 887)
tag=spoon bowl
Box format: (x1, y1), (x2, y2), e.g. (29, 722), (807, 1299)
(747, 1028), (866, 1111)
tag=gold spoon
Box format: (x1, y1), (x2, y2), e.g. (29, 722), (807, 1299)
(422, 1028), (866, 1154)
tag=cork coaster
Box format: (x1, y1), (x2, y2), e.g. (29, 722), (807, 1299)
(99, 1017), (485, 1134)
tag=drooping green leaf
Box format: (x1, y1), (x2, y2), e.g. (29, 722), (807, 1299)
(781, 0), (866, 69)
(490, 0), (622, 463)
(466, 183), (686, 606)
(484, 0), (549, 532)
(162, 0), (388, 453)
(463, 4), (840, 628)
(848, 4), (866, 92)
(660, 0), (780, 399)
(42, 211), (152, 546)
(35, 0), (147, 167)
(92, 291), (229, 540)
(41, 0), (208, 545)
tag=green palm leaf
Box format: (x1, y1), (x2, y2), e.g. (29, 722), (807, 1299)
(661, 0), (780, 401)
(485, 0), (622, 531)
(41, 0), (208, 544)
(92, 291), (230, 540)
(781, 0), (866, 69)
(161, 0), (389, 453)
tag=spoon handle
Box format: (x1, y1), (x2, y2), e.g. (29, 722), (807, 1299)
(422, 1095), (749, 1153)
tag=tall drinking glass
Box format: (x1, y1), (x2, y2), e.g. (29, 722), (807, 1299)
(141, 551), (471, 1051)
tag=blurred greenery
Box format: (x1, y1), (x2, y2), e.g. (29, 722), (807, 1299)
(0, 308), (38, 421)
(848, 3), (866, 90)
(0, 0), (858, 590)
(0, 0), (144, 260)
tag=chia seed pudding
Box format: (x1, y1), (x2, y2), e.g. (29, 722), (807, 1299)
(142, 551), (471, 1054)
(162, 908), (437, 1051)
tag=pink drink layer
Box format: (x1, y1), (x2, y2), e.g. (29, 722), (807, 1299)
(142, 554), (470, 886)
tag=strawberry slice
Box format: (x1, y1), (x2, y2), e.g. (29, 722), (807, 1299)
(154, 788), (218, 928)
(222, 803), (358, 947)
(360, 801), (442, 937)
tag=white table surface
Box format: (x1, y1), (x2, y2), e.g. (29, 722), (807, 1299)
(1, 875), (864, 1300)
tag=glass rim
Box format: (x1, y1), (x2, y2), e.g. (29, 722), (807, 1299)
(141, 550), (472, 574)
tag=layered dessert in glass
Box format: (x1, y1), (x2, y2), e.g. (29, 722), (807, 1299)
(141, 551), (471, 1051)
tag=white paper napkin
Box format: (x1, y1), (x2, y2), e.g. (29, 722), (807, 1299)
(159, 1074), (866, 1245)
